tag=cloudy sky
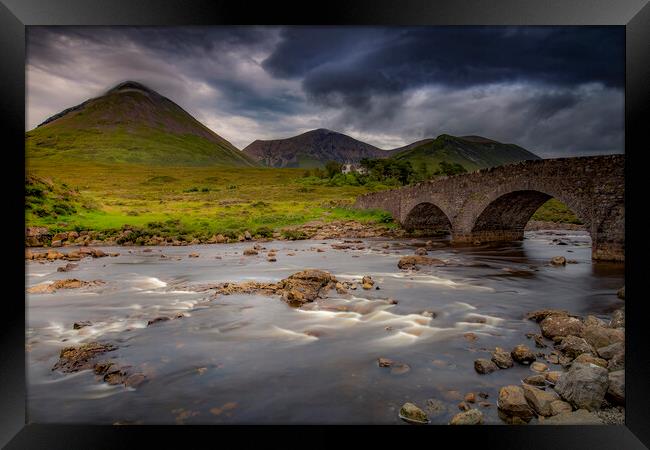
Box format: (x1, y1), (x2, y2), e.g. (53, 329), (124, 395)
(26, 26), (624, 157)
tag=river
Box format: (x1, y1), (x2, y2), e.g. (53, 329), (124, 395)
(25, 230), (624, 424)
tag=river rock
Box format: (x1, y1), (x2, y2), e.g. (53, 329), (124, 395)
(414, 247), (428, 256)
(581, 325), (624, 349)
(425, 398), (448, 417)
(550, 256), (567, 266)
(583, 315), (607, 328)
(596, 341), (624, 360)
(609, 309), (625, 329)
(556, 335), (594, 359)
(449, 409), (483, 425)
(511, 344), (536, 365)
(244, 231), (252, 240)
(57, 263), (78, 272)
(491, 347), (514, 369)
(397, 255), (445, 270)
(542, 409), (603, 424)
(361, 275), (374, 286)
(606, 370), (624, 405)
(243, 248), (258, 256)
(531, 362), (548, 373)
(52, 342), (117, 373)
(607, 351), (625, 371)
(188, 253), (199, 258)
(497, 385), (534, 422)
(464, 392), (476, 403)
(573, 353), (608, 368)
(523, 384), (558, 416)
(73, 321), (92, 330)
(540, 315), (583, 339)
(27, 279), (105, 294)
(545, 371), (562, 385)
(147, 316), (171, 326)
(617, 286), (625, 300)
(125, 373), (147, 388)
(549, 400), (573, 416)
(525, 309), (569, 322)
(474, 358), (498, 374)
(523, 374), (547, 387)
(554, 363), (609, 411)
(399, 402), (428, 424)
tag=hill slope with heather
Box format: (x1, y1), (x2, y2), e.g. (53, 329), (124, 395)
(26, 81), (257, 167)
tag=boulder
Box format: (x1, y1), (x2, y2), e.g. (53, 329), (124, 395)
(511, 344), (536, 365)
(607, 352), (625, 371)
(556, 335), (594, 359)
(497, 385), (534, 422)
(491, 347), (514, 369)
(52, 342), (117, 373)
(397, 255), (445, 270)
(57, 263), (78, 272)
(540, 315), (583, 339)
(545, 371), (562, 385)
(606, 370), (624, 405)
(449, 409), (483, 425)
(523, 374), (547, 387)
(542, 409), (602, 425)
(525, 309), (569, 322)
(523, 384), (558, 417)
(596, 341), (624, 360)
(573, 353), (608, 368)
(414, 247), (428, 256)
(617, 286), (625, 300)
(581, 325), (624, 349)
(554, 363), (609, 411)
(609, 309), (625, 329)
(399, 402), (428, 424)
(583, 315), (607, 328)
(474, 358), (498, 374)
(531, 362), (548, 373)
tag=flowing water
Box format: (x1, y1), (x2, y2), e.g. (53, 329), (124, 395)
(25, 230), (624, 424)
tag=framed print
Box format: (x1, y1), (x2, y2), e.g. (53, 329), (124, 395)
(1, 0), (649, 448)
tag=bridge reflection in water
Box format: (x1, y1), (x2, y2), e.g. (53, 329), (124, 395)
(354, 155), (624, 262)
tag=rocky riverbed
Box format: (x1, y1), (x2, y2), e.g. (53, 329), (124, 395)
(25, 229), (624, 424)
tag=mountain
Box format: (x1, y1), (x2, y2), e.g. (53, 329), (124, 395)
(26, 81), (258, 167)
(242, 128), (393, 168)
(391, 134), (541, 171)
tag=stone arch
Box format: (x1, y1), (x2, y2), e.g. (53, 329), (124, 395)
(592, 202), (624, 261)
(467, 189), (591, 242)
(402, 202), (452, 234)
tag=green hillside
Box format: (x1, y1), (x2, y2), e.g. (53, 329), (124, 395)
(392, 134), (540, 172)
(26, 81), (258, 167)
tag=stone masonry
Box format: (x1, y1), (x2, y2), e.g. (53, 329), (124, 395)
(354, 155), (624, 261)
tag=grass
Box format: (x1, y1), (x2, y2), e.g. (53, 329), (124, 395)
(25, 160), (579, 242)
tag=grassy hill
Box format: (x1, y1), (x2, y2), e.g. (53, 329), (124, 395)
(391, 134), (541, 172)
(26, 81), (258, 167)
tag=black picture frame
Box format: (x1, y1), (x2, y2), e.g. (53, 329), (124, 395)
(2, 0), (649, 448)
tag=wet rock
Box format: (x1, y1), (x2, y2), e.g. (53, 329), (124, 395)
(57, 263), (78, 272)
(335, 282), (348, 294)
(524, 375), (548, 389)
(425, 398), (447, 417)
(554, 363), (609, 411)
(523, 384), (558, 416)
(525, 309), (569, 322)
(414, 247), (428, 256)
(549, 400), (573, 416)
(540, 315), (583, 339)
(243, 248), (258, 256)
(397, 255), (445, 270)
(542, 409), (602, 424)
(73, 321), (92, 330)
(27, 279), (105, 294)
(463, 332), (478, 342)
(52, 342), (117, 373)
(362, 282), (373, 290)
(617, 286), (625, 300)
(491, 347), (514, 369)
(399, 402), (428, 424)
(450, 409), (483, 425)
(464, 392), (476, 403)
(457, 401), (470, 411)
(606, 370), (624, 405)
(474, 358), (498, 374)
(378, 357), (394, 368)
(531, 362), (548, 373)
(596, 341), (624, 360)
(244, 231), (252, 240)
(582, 325), (624, 349)
(147, 316), (171, 326)
(556, 335), (594, 359)
(545, 371), (562, 385)
(361, 275), (374, 286)
(125, 373), (147, 388)
(609, 309), (624, 329)
(497, 385), (534, 422)
(188, 253), (199, 258)
(267, 256), (277, 262)
(584, 315), (608, 328)
(573, 353), (608, 368)
(511, 344), (536, 365)
(90, 249), (107, 258)
(391, 364), (411, 375)
(550, 256), (567, 266)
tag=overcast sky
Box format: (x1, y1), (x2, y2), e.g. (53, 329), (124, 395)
(26, 26), (624, 157)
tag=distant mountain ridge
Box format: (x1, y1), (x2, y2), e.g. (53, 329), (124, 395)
(26, 81), (258, 167)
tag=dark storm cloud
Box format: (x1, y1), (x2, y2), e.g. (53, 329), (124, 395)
(26, 26), (624, 156)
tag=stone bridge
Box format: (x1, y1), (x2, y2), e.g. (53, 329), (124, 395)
(354, 155), (624, 261)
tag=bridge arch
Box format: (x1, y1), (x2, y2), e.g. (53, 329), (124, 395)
(402, 202), (452, 234)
